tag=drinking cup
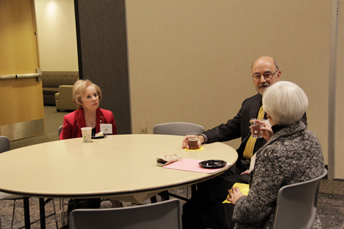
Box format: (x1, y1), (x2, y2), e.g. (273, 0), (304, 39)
(81, 127), (92, 143)
(187, 132), (199, 149)
(250, 119), (264, 138)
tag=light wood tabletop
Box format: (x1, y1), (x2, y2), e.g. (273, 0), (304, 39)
(0, 134), (238, 203)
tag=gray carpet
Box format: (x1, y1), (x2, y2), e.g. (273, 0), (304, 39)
(1, 106), (344, 228)
(0, 186), (343, 229)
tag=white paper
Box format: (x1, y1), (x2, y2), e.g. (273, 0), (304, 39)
(248, 153), (256, 173)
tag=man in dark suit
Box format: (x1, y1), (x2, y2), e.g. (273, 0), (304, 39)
(183, 56), (283, 171)
(182, 56), (306, 228)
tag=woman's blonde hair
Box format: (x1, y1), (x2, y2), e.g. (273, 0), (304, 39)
(72, 79), (102, 108)
(263, 81), (308, 125)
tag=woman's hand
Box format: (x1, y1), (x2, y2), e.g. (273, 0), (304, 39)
(181, 135), (204, 149)
(260, 124), (273, 141)
(227, 187), (244, 205)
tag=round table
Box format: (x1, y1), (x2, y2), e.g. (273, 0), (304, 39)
(0, 134), (237, 202)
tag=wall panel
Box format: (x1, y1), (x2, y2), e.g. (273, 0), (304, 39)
(0, 0), (44, 140)
(126, 0), (331, 161)
(75, 0), (131, 134)
(335, 0), (344, 179)
(35, 0), (78, 71)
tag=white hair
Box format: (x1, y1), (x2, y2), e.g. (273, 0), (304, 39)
(263, 81), (308, 125)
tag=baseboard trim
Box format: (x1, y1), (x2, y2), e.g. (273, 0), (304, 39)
(0, 119), (44, 141)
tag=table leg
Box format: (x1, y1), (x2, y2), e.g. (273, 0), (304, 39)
(39, 198), (46, 229)
(23, 197), (30, 229)
(191, 184), (197, 196)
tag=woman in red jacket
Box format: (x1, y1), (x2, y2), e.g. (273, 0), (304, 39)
(60, 79), (117, 139)
(60, 79), (120, 217)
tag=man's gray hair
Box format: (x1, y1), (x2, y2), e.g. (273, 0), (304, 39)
(263, 81), (308, 125)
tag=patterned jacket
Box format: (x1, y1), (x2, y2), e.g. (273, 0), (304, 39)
(232, 121), (325, 229)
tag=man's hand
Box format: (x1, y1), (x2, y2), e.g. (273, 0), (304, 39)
(182, 135), (204, 149)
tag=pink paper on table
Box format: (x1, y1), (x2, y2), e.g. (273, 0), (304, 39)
(163, 158), (230, 174)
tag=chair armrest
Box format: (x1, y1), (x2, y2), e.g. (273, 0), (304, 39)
(55, 92), (61, 111)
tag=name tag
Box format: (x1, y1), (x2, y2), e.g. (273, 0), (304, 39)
(100, 124), (113, 134)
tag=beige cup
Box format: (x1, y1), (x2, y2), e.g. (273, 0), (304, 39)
(81, 127), (92, 143)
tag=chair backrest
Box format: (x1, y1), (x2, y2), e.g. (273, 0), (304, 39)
(273, 168), (327, 229)
(0, 136), (10, 153)
(69, 199), (182, 229)
(153, 122), (204, 136)
(58, 125), (63, 137)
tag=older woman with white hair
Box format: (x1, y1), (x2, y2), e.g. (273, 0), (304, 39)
(201, 81), (324, 229)
(226, 81), (325, 228)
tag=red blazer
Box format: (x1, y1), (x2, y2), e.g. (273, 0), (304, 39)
(60, 108), (117, 140)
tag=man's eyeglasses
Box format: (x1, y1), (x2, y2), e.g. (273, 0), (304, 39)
(252, 69), (279, 81)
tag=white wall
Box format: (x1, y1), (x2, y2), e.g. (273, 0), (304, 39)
(35, 0), (78, 71)
(33, 0), (343, 178)
(126, 0), (331, 167)
(126, 0), (331, 177)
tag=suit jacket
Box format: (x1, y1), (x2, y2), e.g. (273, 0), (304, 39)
(203, 94), (307, 160)
(60, 108), (117, 140)
(232, 121), (324, 229)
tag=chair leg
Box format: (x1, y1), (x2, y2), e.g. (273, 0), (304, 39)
(186, 186), (190, 199)
(11, 199), (16, 229)
(51, 199), (59, 229)
(60, 199), (66, 226)
(159, 191), (170, 201)
(44, 198), (60, 229)
(150, 196), (157, 203)
(10, 198), (59, 229)
(191, 184), (197, 196)
(39, 198), (46, 228)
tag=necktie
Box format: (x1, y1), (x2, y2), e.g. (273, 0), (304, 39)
(243, 106), (264, 160)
